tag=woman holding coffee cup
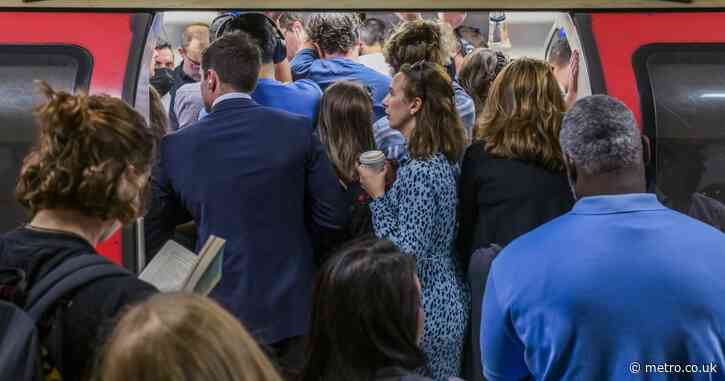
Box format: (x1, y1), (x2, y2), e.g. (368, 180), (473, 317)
(315, 81), (379, 260)
(357, 61), (469, 381)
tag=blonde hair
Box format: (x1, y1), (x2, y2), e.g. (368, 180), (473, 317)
(95, 293), (282, 381)
(475, 58), (566, 172)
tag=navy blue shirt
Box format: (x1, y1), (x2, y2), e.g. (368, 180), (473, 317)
(251, 77), (323, 123)
(291, 48), (391, 122)
(482, 194), (725, 381)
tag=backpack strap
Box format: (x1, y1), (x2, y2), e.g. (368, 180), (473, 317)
(25, 255), (131, 322)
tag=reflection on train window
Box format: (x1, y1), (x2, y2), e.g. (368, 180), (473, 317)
(0, 45), (92, 232)
(644, 47), (725, 231)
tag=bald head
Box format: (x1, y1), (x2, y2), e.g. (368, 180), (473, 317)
(560, 95), (642, 176)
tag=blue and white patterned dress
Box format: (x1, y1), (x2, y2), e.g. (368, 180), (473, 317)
(370, 153), (471, 381)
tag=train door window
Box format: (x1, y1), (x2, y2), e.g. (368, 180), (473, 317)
(634, 44), (725, 232)
(0, 45), (91, 233)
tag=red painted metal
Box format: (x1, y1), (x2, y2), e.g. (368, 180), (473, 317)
(0, 12), (137, 264)
(590, 12), (725, 128)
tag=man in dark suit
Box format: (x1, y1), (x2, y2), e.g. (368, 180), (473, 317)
(144, 32), (346, 374)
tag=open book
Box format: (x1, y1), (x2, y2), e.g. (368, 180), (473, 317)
(139, 235), (225, 295)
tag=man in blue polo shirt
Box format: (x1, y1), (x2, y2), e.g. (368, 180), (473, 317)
(291, 13), (391, 122)
(481, 95), (725, 381)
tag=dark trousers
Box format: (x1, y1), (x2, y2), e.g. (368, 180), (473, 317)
(264, 335), (306, 380)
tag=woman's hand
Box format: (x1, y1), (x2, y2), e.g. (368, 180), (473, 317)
(357, 162), (389, 199)
(564, 50), (580, 110)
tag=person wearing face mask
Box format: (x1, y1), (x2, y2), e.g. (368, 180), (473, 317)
(168, 23), (210, 131)
(0, 83), (157, 381)
(480, 95), (725, 381)
(150, 41), (176, 111)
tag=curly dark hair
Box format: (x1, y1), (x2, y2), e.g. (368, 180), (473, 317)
(16, 82), (155, 224)
(305, 13), (361, 55)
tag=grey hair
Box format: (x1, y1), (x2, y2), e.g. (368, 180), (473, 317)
(306, 13), (361, 55)
(560, 95), (642, 176)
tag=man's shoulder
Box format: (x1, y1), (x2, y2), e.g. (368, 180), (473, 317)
(497, 213), (577, 262)
(286, 79), (323, 95)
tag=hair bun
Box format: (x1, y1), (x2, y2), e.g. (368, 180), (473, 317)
(35, 80), (90, 139)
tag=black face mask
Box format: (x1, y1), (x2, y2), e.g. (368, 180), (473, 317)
(150, 67), (175, 97)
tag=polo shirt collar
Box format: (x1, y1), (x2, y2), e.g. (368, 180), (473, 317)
(571, 193), (667, 215)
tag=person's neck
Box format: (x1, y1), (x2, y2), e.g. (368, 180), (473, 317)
(400, 120), (416, 140)
(29, 209), (116, 247)
(323, 50), (358, 60)
(361, 44), (383, 55)
(259, 63), (276, 79)
(575, 167), (647, 199)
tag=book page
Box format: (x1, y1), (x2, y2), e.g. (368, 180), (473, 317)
(193, 245), (224, 295)
(139, 240), (198, 292)
(184, 236), (225, 293)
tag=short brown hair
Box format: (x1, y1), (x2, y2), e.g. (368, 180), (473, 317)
(96, 293), (282, 381)
(384, 19), (454, 74)
(317, 81), (375, 184)
(475, 58), (566, 172)
(277, 12), (304, 30)
(16, 82), (155, 224)
(201, 32), (261, 93)
(399, 62), (465, 163)
(182, 22), (209, 48)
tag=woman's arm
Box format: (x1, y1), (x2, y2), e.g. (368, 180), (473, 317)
(370, 167), (437, 256)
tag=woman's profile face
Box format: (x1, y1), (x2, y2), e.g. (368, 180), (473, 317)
(384, 73), (414, 131)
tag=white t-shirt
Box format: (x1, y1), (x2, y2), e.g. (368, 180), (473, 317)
(358, 52), (393, 76)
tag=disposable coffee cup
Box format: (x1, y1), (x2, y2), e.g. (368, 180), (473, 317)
(359, 150), (386, 172)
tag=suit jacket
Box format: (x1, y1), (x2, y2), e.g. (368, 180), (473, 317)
(144, 97), (346, 344)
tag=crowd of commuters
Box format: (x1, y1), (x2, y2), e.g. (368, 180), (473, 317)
(1, 10), (724, 381)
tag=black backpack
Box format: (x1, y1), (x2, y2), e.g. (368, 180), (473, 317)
(0, 255), (131, 381)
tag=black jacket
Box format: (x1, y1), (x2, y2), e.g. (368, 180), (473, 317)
(0, 227), (156, 381)
(457, 143), (574, 266)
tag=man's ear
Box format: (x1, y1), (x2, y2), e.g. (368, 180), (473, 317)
(178, 47), (186, 57)
(641, 134), (652, 166)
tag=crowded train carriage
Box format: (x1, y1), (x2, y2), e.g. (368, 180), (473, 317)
(1, 1), (725, 380)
